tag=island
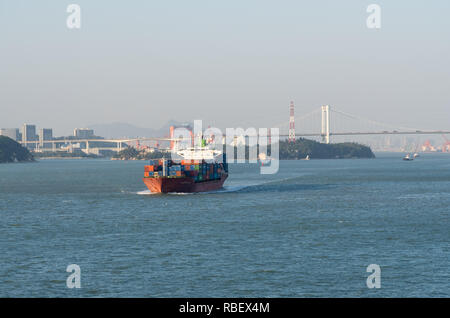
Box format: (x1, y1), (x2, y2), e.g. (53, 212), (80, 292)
(32, 152), (100, 159)
(278, 138), (375, 159)
(111, 137), (375, 161)
(112, 147), (166, 160)
(0, 136), (34, 163)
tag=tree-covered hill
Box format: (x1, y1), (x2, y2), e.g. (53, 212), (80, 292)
(0, 136), (34, 163)
(110, 138), (375, 161)
(279, 138), (375, 159)
(112, 147), (167, 160)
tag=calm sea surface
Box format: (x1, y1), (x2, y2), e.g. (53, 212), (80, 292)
(0, 153), (449, 297)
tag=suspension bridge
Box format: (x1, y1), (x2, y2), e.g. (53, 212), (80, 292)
(20, 102), (450, 153)
(271, 103), (450, 144)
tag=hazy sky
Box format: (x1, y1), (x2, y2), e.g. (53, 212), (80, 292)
(1, 0), (449, 135)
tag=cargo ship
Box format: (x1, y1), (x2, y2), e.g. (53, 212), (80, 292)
(142, 149), (228, 193)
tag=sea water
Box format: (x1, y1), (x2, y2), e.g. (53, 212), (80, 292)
(0, 153), (449, 297)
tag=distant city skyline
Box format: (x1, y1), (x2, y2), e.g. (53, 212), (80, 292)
(1, 1), (449, 136)
(3, 119), (450, 153)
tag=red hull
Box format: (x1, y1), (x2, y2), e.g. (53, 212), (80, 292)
(143, 174), (228, 193)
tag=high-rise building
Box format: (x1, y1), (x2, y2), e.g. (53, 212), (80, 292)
(22, 124), (37, 142)
(74, 128), (94, 139)
(39, 128), (53, 142)
(0, 128), (20, 141)
(38, 128), (53, 150)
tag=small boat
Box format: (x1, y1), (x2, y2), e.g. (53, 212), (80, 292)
(301, 155), (310, 160)
(413, 153), (420, 158)
(258, 152), (272, 166)
(403, 154), (414, 161)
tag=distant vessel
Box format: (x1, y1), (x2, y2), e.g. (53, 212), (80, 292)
(142, 148), (228, 193)
(301, 155), (310, 160)
(413, 153), (420, 158)
(258, 152), (272, 166)
(403, 154), (414, 161)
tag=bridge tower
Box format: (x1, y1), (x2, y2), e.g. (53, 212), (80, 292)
(289, 101), (295, 143)
(321, 105), (330, 144)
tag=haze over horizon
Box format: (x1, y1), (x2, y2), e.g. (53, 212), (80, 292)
(1, 0), (449, 136)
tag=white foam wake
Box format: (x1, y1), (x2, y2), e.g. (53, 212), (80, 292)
(136, 189), (157, 195)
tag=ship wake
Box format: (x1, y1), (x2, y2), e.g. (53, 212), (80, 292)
(136, 190), (158, 195)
